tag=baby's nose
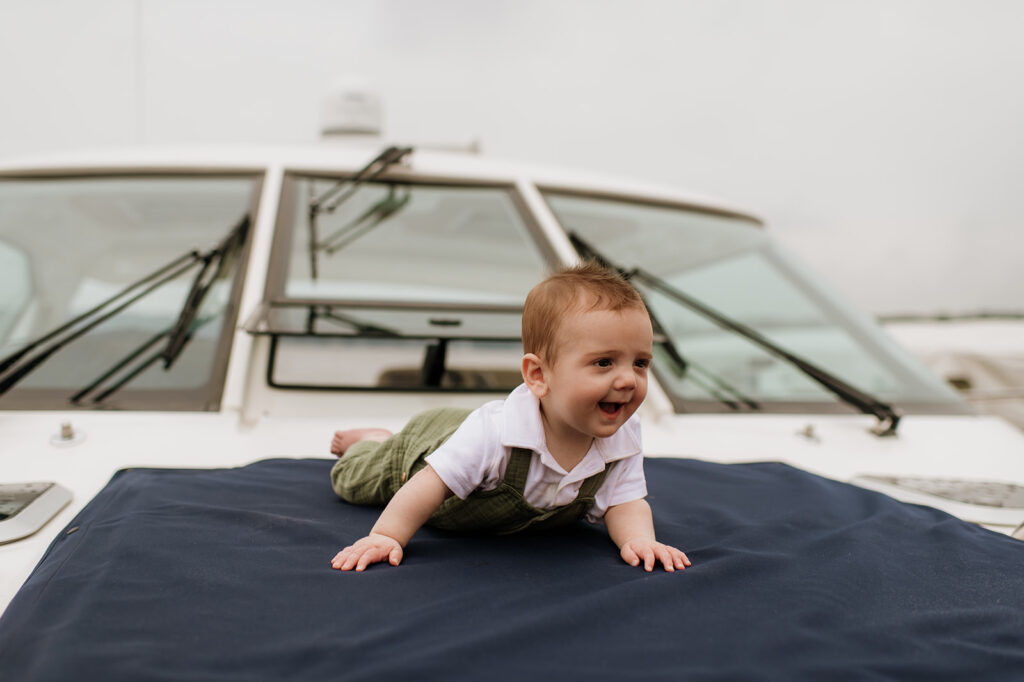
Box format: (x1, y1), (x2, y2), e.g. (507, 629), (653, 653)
(614, 367), (637, 389)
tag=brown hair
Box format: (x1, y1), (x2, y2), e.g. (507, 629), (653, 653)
(522, 261), (647, 363)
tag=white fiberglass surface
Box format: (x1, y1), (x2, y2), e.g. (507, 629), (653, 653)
(0, 175), (259, 410)
(542, 191), (965, 412)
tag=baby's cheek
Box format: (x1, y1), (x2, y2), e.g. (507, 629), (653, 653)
(634, 379), (648, 402)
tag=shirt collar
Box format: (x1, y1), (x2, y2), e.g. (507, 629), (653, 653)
(501, 383), (643, 465)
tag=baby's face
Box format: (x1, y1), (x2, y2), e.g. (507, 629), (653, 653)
(540, 306), (653, 446)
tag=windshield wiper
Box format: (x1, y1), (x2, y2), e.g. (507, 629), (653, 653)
(569, 233), (901, 436)
(653, 316), (760, 412)
(0, 216), (249, 399)
(162, 214), (249, 369)
(0, 254), (200, 397)
(316, 184), (411, 255)
(686, 358), (761, 411)
(307, 145), (413, 278)
(71, 313), (217, 405)
(79, 215), (249, 403)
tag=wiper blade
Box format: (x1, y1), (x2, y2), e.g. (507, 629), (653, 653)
(305, 304), (400, 337)
(634, 270), (901, 435)
(307, 146), (413, 279)
(569, 233), (901, 436)
(72, 313), (217, 405)
(316, 184), (411, 255)
(161, 214), (250, 369)
(0, 252), (201, 397)
(686, 357), (761, 411)
(310, 146), (413, 214)
(654, 325), (760, 412)
(71, 326), (171, 404)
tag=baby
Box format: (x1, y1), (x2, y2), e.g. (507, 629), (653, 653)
(329, 262), (690, 572)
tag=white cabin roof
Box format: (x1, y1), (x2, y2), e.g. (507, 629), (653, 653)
(0, 143), (763, 225)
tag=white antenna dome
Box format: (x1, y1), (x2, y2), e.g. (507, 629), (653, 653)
(320, 79), (383, 138)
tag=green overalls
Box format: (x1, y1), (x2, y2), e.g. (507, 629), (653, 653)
(330, 407), (612, 534)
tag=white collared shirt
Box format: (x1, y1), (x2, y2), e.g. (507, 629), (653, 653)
(425, 384), (648, 523)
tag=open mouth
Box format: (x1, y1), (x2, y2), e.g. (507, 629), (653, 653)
(598, 402), (624, 418)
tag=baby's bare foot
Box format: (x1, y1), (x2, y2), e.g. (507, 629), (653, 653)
(330, 428), (392, 456)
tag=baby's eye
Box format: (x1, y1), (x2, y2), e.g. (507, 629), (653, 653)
(634, 358), (650, 369)
(594, 358), (613, 368)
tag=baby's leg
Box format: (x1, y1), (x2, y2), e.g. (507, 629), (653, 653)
(330, 407), (472, 506)
(330, 428), (393, 456)
(330, 434), (401, 505)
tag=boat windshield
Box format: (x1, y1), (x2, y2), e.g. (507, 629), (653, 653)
(542, 191), (966, 414)
(0, 174), (259, 410)
(257, 174), (550, 392)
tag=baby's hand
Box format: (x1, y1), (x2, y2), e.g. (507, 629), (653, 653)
(620, 538), (691, 572)
(331, 533), (403, 571)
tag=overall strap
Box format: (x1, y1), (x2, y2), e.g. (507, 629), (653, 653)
(427, 447), (620, 534)
(503, 447), (533, 493)
(505, 446), (613, 500)
(577, 460), (615, 500)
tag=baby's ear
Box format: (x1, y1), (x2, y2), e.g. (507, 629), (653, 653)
(521, 353), (549, 398)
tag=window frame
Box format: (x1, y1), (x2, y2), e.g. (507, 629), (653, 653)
(0, 170), (263, 412)
(255, 170), (558, 394)
(265, 170), (558, 302)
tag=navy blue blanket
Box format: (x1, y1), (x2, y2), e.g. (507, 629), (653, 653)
(1, 457), (1022, 681)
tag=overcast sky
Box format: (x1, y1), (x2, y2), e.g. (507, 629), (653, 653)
(2, 0), (1021, 317)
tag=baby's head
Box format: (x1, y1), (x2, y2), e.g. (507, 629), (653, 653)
(521, 262), (654, 447)
(522, 261), (648, 365)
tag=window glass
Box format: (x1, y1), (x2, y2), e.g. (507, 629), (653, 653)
(282, 178), (547, 305)
(0, 242), (31, 345)
(0, 175), (258, 410)
(265, 176), (548, 392)
(543, 191), (963, 412)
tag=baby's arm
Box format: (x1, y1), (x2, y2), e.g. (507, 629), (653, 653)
(331, 465), (452, 571)
(604, 499), (691, 572)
